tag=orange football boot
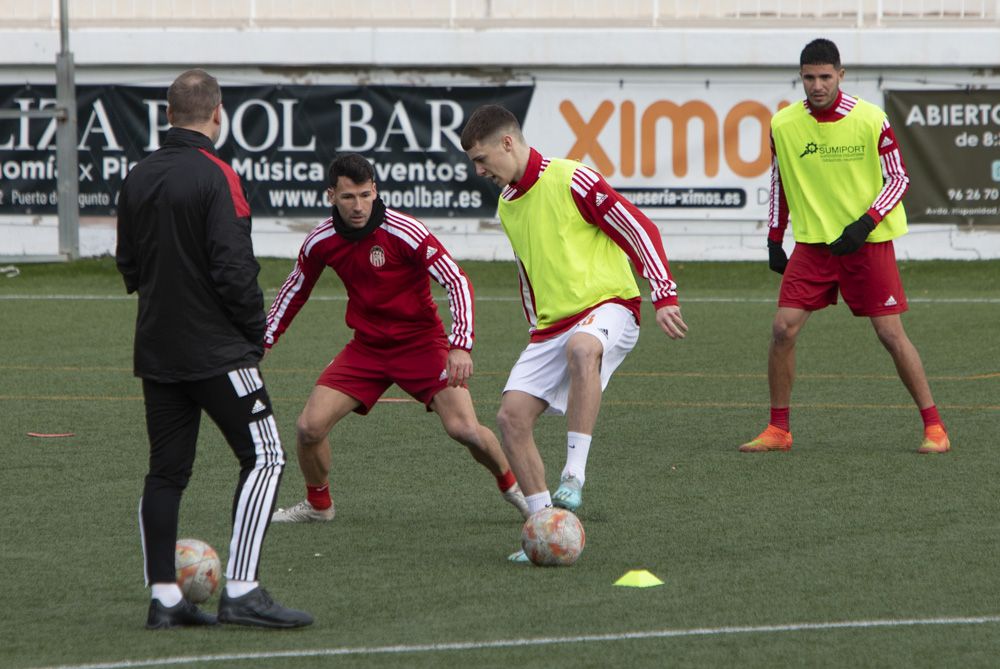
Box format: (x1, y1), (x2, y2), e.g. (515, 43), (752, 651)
(739, 425), (793, 453)
(917, 424), (951, 454)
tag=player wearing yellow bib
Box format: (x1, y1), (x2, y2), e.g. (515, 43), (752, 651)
(740, 38), (950, 455)
(461, 105), (688, 561)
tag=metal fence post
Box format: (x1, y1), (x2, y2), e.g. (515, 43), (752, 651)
(56, 0), (78, 260)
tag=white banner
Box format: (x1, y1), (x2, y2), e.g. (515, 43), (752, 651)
(523, 76), (883, 221)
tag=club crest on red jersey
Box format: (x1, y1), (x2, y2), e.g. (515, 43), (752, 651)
(369, 245), (386, 268)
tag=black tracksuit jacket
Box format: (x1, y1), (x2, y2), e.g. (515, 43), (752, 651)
(116, 127), (264, 382)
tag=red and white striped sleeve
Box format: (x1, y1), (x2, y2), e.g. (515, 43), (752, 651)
(385, 210), (475, 351)
(569, 165), (679, 308)
(426, 241), (475, 351)
(867, 118), (910, 223)
(767, 130), (790, 243)
(263, 219), (333, 348)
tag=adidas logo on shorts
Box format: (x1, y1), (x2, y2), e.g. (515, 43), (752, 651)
(251, 399), (267, 415)
(884, 295), (898, 307)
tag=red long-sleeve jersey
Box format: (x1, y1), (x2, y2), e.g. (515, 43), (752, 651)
(768, 90), (910, 243)
(265, 206), (474, 351)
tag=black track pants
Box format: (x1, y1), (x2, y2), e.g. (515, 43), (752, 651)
(139, 367), (285, 585)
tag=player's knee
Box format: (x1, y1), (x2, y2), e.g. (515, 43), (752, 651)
(295, 415), (327, 447)
(496, 406), (528, 439)
(566, 341), (601, 376)
(874, 326), (908, 354)
(771, 318), (799, 346)
(443, 417), (479, 446)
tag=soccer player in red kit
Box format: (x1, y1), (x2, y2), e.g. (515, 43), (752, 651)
(265, 153), (528, 522)
(739, 38), (950, 455)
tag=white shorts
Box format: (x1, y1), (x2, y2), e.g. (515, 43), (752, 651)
(503, 303), (640, 415)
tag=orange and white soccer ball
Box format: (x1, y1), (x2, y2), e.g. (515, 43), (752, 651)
(175, 538), (221, 603)
(521, 507), (585, 566)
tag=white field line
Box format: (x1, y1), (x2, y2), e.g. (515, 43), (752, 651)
(2, 295), (999, 304)
(28, 615), (1000, 669)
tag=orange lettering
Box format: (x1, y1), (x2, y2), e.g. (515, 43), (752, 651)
(559, 100), (615, 176)
(724, 101), (772, 177)
(641, 101), (719, 178)
(559, 99), (792, 180)
(620, 100), (635, 178)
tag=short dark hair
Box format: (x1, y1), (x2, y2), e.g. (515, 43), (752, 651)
(328, 153), (375, 187)
(460, 104), (522, 150)
(800, 38), (841, 69)
(167, 69), (221, 127)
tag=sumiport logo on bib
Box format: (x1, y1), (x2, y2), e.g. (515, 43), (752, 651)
(799, 142), (866, 162)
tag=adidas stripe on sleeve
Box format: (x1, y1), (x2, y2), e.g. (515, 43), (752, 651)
(570, 165), (678, 307)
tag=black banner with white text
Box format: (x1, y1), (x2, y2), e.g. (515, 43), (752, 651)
(0, 84), (534, 218)
(885, 89), (1000, 224)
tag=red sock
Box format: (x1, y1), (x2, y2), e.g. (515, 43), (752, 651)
(770, 407), (790, 432)
(920, 405), (944, 431)
(495, 469), (517, 492)
(307, 483), (332, 510)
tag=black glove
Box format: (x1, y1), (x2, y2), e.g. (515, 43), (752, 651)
(829, 214), (876, 256)
(767, 239), (788, 275)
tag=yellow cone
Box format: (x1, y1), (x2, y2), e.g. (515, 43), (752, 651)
(613, 569), (664, 588)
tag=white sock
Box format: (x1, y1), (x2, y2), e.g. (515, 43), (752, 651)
(525, 491), (552, 514)
(562, 431), (592, 485)
(225, 579), (259, 598)
(151, 583), (183, 607)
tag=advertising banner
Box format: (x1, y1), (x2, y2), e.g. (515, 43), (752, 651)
(885, 89), (1000, 224)
(11, 79), (963, 225)
(523, 78), (885, 220)
(0, 84), (534, 218)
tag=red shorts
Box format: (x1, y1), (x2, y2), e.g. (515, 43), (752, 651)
(779, 241), (908, 316)
(316, 337), (449, 415)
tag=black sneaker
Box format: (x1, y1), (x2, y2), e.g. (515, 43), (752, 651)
(218, 588), (313, 629)
(146, 599), (218, 630)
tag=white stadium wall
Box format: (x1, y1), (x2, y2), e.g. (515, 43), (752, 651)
(1, 22), (999, 260)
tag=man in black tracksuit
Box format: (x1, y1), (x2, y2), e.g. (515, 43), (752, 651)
(116, 69), (312, 630)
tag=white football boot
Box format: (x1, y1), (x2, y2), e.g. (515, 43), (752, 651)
(501, 482), (531, 519)
(271, 500), (335, 523)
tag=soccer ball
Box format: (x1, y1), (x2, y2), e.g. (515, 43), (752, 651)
(175, 538), (221, 603)
(521, 507), (585, 566)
